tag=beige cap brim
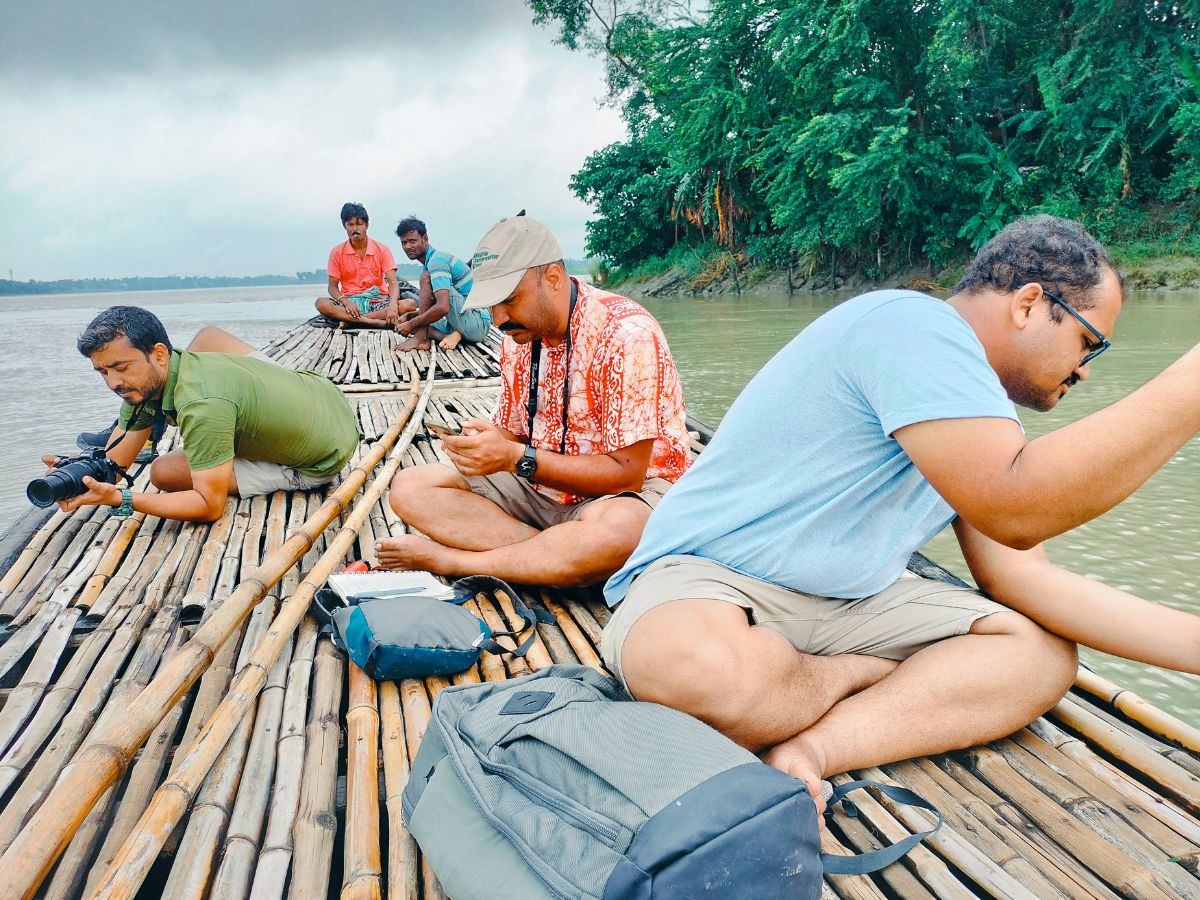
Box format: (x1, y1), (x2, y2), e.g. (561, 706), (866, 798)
(461, 266), (526, 311)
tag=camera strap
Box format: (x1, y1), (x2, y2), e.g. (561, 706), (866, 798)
(526, 280), (578, 456)
(101, 400), (159, 487)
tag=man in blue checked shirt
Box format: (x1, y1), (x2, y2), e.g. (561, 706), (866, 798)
(394, 215), (493, 351)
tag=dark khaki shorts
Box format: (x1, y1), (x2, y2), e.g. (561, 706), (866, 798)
(465, 471), (672, 531)
(601, 555), (1007, 689)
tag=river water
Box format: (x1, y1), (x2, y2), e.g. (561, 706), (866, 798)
(1, 284), (1196, 719)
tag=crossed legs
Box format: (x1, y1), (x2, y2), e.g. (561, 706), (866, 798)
(617, 596), (1077, 802)
(376, 463), (653, 587)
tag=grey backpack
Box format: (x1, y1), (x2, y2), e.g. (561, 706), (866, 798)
(402, 665), (941, 899)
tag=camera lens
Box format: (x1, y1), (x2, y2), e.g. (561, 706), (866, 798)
(26, 455), (118, 508)
(26, 470), (73, 507)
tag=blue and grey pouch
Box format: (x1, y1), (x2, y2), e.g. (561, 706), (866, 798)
(312, 574), (550, 680)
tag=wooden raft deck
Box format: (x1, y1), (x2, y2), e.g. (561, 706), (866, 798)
(0, 342), (1197, 898)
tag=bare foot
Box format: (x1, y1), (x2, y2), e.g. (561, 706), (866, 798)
(439, 330), (463, 351)
(375, 534), (452, 573)
(761, 737), (829, 815)
(395, 335), (431, 353)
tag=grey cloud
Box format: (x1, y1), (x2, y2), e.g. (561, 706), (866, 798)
(0, 0), (539, 82)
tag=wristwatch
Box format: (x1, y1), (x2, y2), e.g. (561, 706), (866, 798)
(515, 446), (538, 480)
(110, 489), (134, 518)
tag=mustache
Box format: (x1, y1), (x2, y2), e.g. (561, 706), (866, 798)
(499, 322), (526, 333)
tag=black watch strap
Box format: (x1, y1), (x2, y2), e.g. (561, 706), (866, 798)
(516, 445), (538, 480)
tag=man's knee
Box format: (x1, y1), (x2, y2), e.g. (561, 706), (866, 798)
(149, 456), (187, 492)
(621, 601), (754, 721)
(388, 463), (461, 519)
(581, 499), (652, 568)
(975, 611), (1078, 709)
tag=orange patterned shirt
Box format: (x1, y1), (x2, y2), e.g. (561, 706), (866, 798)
(493, 279), (690, 505)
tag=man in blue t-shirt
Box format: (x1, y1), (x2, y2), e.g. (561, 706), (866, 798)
(394, 215), (492, 351)
(602, 215), (1200, 808)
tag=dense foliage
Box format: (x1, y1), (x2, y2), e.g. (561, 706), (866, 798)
(530, 0), (1200, 279)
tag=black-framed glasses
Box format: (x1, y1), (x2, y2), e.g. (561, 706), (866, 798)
(1043, 289), (1111, 366)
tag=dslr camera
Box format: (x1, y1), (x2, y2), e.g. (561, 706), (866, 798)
(27, 449), (127, 509)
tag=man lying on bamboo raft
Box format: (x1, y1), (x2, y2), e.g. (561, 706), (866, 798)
(602, 215), (1200, 811)
(314, 201), (413, 328)
(44, 305), (359, 522)
(393, 215), (493, 352)
(377, 214), (691, 586)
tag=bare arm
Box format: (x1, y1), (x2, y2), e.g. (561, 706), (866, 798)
(896, 344), (1200, 549)
(955, 517), (1200, 674)
(54, 459), (232, 523)
(440, 419), (654, 496)
(401, 288), (452, 332)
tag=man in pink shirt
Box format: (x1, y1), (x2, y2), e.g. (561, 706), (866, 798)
(315, 202), (410, 327)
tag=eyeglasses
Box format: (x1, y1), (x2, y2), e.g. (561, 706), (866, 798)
(1043, 289), (1111, 366)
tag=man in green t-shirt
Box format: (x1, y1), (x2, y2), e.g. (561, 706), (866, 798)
(41, 306), (360, 523)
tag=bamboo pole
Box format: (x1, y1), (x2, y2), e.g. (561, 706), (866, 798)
(992, 738), (1200, 894)
(287, 635), (345, 900)
(206, 634), (293, 900)
(341, 663), (382, 900)
(0, 509), (69, 607)
(247, 614), (321, 900)
(828, 772), (973, 899)
(378, 680), (419, 900)
(886, 760), (1075, 899)
(932, 755), (1122, 900)
(858, 766), (1047, 900)
(540, 591), (603, 669)
(0, 606), (80, 756)
(1011, 727), (1200, 866)
(1026, 718), (1200, 847)
(1051, 696), (1200, 815)
(0, 361), (431, 899)
(959, 745), (1179, 899)
(0, 602), (159, 851)
(0, 606), (130, 797)
(162, 599), (275, 900)
(82, 357), (433, 900)
(1074, 669), (1200, 754)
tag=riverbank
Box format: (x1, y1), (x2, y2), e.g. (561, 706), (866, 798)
(612, 251), (1200, 298)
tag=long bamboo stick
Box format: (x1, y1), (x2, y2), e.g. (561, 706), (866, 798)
(1051, 696), (1200, 815)
(0, 362), (431, 898)
(83, 356), (432, 900)
(380, 680), (419, 900)
(287, 634), (345, 900)
(341, 662), (382, 900)
(248, 615), (321, 900)
(1073, 669), (1200, 754)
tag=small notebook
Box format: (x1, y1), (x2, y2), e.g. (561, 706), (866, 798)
(326, 570), (455, 603)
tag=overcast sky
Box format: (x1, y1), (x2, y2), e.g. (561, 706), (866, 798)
(0, 1), (625, 280)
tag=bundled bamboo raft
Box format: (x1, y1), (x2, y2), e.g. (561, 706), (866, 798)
(261, 321), (502, 391)
(0, 339), (1196, 899)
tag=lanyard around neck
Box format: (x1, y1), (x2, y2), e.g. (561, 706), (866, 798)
(526, 280), (579, 456)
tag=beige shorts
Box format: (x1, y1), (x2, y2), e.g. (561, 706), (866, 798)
(601, 555), (1007, 689)
(465, 472), (672, 530)
(232, 458), (337, 497)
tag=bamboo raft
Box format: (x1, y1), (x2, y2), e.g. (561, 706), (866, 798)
(261, 321), (502, 391)
(0, 330), (1197, 899)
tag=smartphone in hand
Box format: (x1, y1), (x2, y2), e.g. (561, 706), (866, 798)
(426, 419), (463, 437)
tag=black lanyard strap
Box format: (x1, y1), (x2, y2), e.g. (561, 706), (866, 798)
(526, 280), (579, 456)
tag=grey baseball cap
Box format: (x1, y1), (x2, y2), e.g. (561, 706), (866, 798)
(461, 215), (563, 311)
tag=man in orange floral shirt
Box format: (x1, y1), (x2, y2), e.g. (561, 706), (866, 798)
(378, 214), (690, 586)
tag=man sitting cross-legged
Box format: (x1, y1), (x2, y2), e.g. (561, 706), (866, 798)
(377, 215), (690, 586)
(602, 215), (1200, 808)
(314, 201), (411, 328)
